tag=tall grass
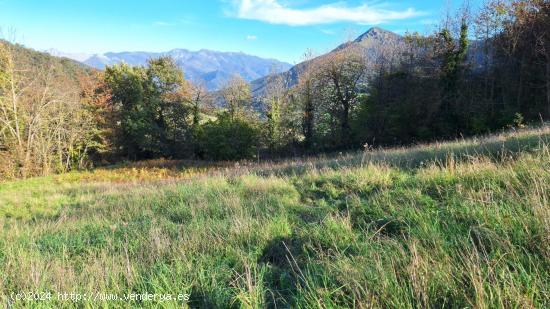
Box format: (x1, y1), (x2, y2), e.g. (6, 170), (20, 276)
(0, 126), (549, 308)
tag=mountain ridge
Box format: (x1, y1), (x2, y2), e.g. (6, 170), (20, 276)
(46, 48), (292, 91)
(251, 27), (405, 97)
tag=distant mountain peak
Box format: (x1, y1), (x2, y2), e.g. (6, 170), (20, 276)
(253, 27), (405, 97)
(44, 48), (93, 62)
(369, 26), (386, 33)
(354, 27), (399, 43)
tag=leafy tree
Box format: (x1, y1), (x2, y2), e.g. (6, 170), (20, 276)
(146, 57), (192, 157)
(104, 63), (152, 158)
(198, 112), (259, 161)
(221, 75), (252, 120)
(262, 71), (286, 152)
(104, 57), (192, 159)
(189, 81), (210, 157)
(293, 50), (318, 150)
(78, 70), (116, 161)
(437, 18), (470, 136)
(316, 48), (367, 148)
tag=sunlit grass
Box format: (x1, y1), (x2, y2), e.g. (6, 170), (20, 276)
(0, 126), (549, 307)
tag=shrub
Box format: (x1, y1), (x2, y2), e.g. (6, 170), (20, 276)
(198, 113), (260, 161)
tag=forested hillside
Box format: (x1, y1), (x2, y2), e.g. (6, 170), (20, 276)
(0, 40), (96, 179)
(2, 0), (550, 181)
(5, 41), (91, 79)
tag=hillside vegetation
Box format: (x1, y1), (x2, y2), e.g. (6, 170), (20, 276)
(3, 1), (550, 181)
(1, 126), (549, 308)
(1, 39), (91, 79)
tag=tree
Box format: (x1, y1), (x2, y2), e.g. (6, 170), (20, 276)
(104, 62), (151, 158)
(475, 0), (507, 110)
(221, 75), (252, 120)
(0, 40), (99, 178)
(146, 57), (192, 157)
(472, 0), (550, 123)
(198, 113), (260, 161)
(189, 81), (210, 157)
(316, 47), (367, 148)
(262, 69), (287, 152)
(78, 70), (115, 161)
(295, 50), (318, 150)
(510, 0), (550, 117)
(104, 57), (192, 159)
(190, 81), (208, 131)
(437, 16), (470, 136)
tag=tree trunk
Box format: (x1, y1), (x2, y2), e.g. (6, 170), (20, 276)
(341, 100), (351, 147)
(516, 56), (524, 114)
(546, 54), (550, 118)
(303, 87), (314, 149)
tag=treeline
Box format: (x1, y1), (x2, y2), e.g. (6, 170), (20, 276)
(356, 0), (550, 145)
(1, 0), (549, 179)
(275, 0), (550, 149)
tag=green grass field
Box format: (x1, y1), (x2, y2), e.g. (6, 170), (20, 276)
(1, 126), (549, 308)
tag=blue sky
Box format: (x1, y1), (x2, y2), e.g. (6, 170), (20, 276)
(0, 0), (481, 63)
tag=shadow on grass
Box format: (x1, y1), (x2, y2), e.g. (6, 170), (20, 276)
(259, 235), (308, 308)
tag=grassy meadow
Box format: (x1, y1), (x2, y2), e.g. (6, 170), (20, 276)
(0, 126), (549, 308)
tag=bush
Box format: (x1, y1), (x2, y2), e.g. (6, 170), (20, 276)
(198, 113), (260, 161)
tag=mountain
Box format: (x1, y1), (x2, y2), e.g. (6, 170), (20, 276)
(2, 42), (92, 83)
(251, 27), (404, 96)
(47, 49), (292, 91)
(45, 49), (93, 63)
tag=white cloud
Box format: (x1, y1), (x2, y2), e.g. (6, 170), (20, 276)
(153, 21), (175, 27)
(320, 29), (336, 35)
(246, 35), (258, 40)
(233, 0), (422, 26)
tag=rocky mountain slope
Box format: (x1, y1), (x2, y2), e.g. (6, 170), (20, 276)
(251, 27), (405, 96)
